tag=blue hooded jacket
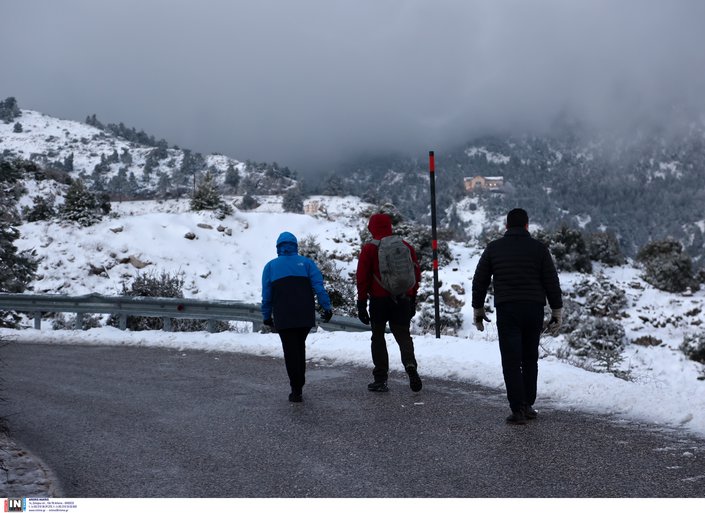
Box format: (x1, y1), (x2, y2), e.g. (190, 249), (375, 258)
(261, 232), (332, 329)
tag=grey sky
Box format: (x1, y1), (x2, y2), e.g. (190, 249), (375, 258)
(2, 0), (705, 174)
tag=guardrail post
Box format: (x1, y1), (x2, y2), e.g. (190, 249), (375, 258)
(34, 312), (42, 330)
(75, 312), (84, 330)
(163, 318), (172, 332)
(207, 319), (217, 333)
(119, 314), (127, 330)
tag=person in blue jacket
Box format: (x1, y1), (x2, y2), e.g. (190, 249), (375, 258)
(261, 231), (333, 402)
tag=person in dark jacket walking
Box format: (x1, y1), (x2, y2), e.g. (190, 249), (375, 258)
(262, 231), (333, 402)
(356, 213), (422, 393)
(472, 208), (563, 424)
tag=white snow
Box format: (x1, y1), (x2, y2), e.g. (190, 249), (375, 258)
(3, 196), (705, 442)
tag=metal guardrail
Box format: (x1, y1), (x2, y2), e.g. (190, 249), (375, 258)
(0, 292), (370, 333)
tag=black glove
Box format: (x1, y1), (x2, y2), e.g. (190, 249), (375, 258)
(473, 307), (491, 332)
(321, 309), (333, 323)
(263, 318), (274, 327)
(409, 296), (417, 319)
(357, 300), (370, 325)
(547, 308), (562, 335)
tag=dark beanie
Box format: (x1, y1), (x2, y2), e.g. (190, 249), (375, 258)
(507, 208), (529, 228)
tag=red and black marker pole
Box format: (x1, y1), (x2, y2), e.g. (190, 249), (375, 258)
(428, 151), (441, 338)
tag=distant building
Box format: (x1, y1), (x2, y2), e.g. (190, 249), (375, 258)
(464, 175), (504, 192)
(304, 200), (321, 215)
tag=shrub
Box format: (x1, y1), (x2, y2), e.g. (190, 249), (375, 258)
(636, 238), (698, 293)
(238, 193), (260, 211)
(535, 225), (592, 273)
(22, 194), (57, 222)
(566, 316), (626, 357)
(298, 235), (356, 316)
(681, 333), (705, 364)
(587, 231), (625, 266)
(572, 274), (627, 318)
(564, 316), (629, 378)
(107, 270), (228, 332)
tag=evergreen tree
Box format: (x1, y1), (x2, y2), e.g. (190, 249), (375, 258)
(190, 172), (222, 211)
(60, 179), (102, 226)
(22, 194), (56, 222)
(156, 171), (172, 198)
(224, 163), (240, 191)
(190, 172), (232, 218)
(0, 160), (38, 326)
(0, 97), (20, 123)
(282, 186), (304, 213)
(12, 122), (22, 133)
(239, 192), (260, 211)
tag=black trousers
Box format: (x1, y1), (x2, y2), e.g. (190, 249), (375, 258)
(496, 302), (544, 413)
(369, 297), (417, 382)
(278, 327), (311, 394)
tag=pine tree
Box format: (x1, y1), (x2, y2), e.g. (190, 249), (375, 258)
(282, 186), (304, 213)
(239, 192), (260, 211)
(12, 122), (22, 133)
(190, 172), (222, 211)
(0, 161), (38, 326)
(224, 163), (240, 191)
(190, 172), (232, 218)
(0, 97), (20, 123)
(60, 179), (102, 226)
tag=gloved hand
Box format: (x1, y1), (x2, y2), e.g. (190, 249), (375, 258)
(321, 309), (333, 323)
(263, 318), (274, 327)
(473, 307), (491, 332)
(357, 300), (370, 325)
(547, 308), (562, 335)
(409, 296), (417, 319)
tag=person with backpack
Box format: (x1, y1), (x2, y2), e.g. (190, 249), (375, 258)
(261, 231), (333, 403)
(471, 208), (563, 424)
(356, 213), (422, 393)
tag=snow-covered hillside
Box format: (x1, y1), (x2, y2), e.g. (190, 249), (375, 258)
(3, 107), (705, 440)
(0, 109), (247, 194)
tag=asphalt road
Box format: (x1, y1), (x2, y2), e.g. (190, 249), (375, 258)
(2, 341), (705, 498)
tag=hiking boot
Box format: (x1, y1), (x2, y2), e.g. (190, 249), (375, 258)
(524, 405), (538, 420)
(367, 381), (389, 393)
(406, 365), (423, 392)
(506, 410), (527, 425)
(288, 392), (303, 403)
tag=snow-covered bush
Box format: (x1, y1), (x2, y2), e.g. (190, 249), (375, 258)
(680, 333), (705, 365)
(535, 225), (592, 273)
(566, 316), (626, 357)
(108, 270), (228, 332)
(587, 231), (625, 266)
(238, 193), (260, 211)
(636, 238), (699, 293)
(414, 276), (463, 336)
(571, 274), (627, 318)
(298, 235), (356, 316)
(564, 316), (629, 378)
(22, 194), (57, 222)
(51, 312), (102, 330)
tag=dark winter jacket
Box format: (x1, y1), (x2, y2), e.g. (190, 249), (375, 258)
(472, 227), (562, 309)
(356, 213), (421, 300)
(261, 232), (332, 330)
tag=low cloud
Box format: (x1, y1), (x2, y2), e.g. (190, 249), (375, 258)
(2, 0), (704, 173)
